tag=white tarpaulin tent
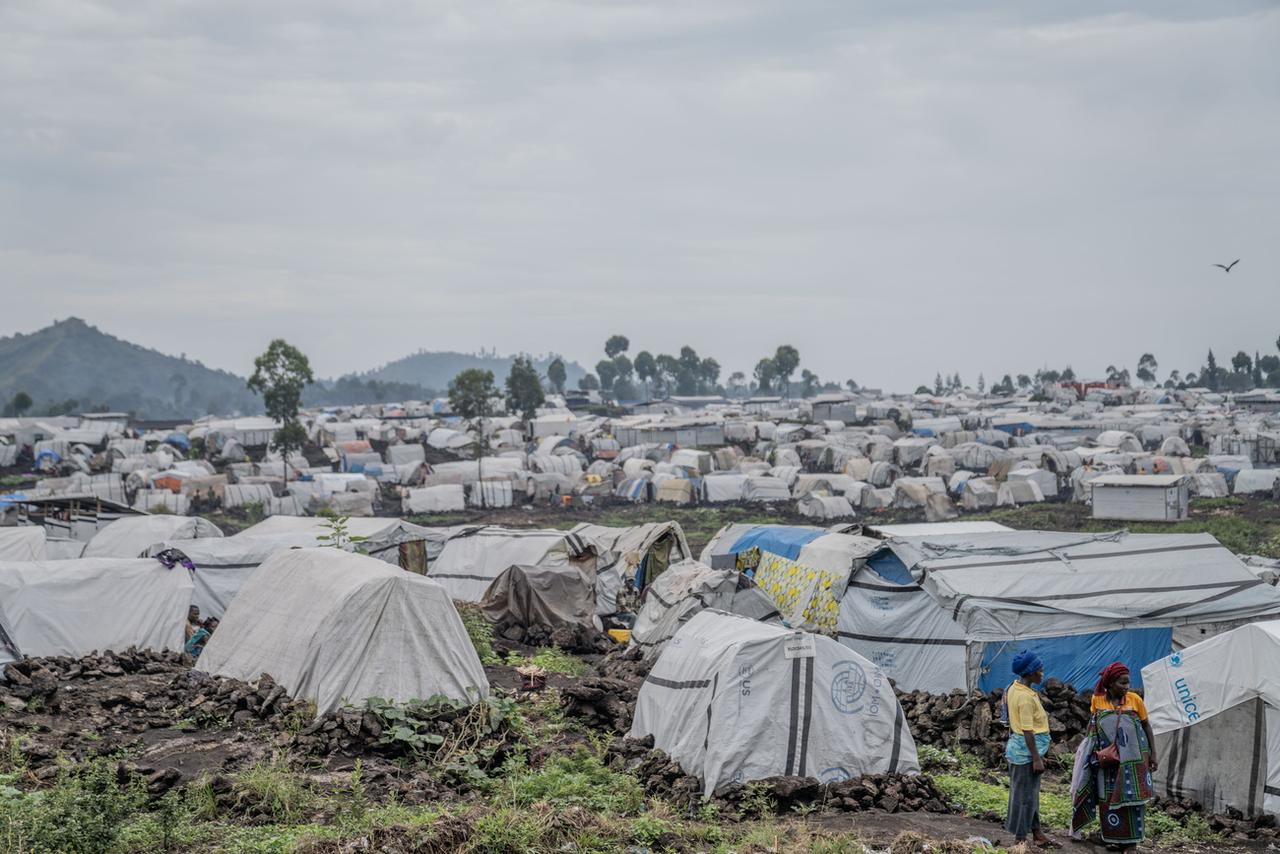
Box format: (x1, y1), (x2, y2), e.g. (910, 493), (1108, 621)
(630, 610), (918, 796)
(0, 558), (193, 658)
(83, 515), (223, 558)
(0, 528), (46, 562)
(571, 521), (691, 614)
(234, 516), (453, 570)
(629, 560), (780, 661)
(1142, 621), (1280, 818)
(427, 527), (598, 603)
(197, 548), (488, 714)
(144, 534), (314, 619)
(899, 531), (1280, 640)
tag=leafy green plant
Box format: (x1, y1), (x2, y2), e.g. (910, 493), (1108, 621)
(631, 814), (672, 847)
(737, 782), (779, 818)
(0, 757), (148, 854)
(316, 515), (369, 551)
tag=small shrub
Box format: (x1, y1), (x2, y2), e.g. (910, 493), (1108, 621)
(0, 758), (148, 854)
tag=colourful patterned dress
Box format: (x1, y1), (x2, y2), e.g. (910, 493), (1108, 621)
(1072, 691), (1154, 845)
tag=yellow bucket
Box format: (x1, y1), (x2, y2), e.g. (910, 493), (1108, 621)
(607, 629), (632, 644)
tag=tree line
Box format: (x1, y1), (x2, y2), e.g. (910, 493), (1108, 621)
(920, 339), (1280, 397)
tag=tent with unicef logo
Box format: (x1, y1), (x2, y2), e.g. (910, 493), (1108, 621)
(629, 610), (918, 796)
(1142, 620), (1280, 819)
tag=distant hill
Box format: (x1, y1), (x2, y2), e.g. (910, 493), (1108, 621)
(362, 349), (587, 390)
(0, 318), (261, 419)
(0, 320), (591, 419)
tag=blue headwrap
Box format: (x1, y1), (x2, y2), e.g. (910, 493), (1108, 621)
(1011, 649), (1043, 677)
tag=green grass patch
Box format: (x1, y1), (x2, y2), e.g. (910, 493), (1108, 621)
(505, 647), (588, 676)
(456, 604), (501, 665)
(508, 749), (645, 816)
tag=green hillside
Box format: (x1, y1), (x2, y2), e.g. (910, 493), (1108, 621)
(0, 320), (588, 419)
(362, 349), (586, 390)
(0, 318), (261, 419)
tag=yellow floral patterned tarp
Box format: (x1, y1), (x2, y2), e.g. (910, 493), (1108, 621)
(753, 551), (842, 632)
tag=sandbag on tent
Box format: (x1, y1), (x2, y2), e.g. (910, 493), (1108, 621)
(428, 527), (599, 603)
(197, 549), (488, 715)
(629, 561), (780, 661)
(480, 564), (598, 633)
(630, 610), (918, 796)
(83, 515), (224, 558)
(0, 528), (46, 562)
(0, 558), (193, 658)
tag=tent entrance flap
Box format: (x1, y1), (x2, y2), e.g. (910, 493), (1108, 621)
(976, 628), (1172, 693)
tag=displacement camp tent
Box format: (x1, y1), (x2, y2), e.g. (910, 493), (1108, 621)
(197, 549), (488, 714)
(571, 522), (691, 592)
(83, 515), (224, 558)
(700, 525), (882, 633)
(0, 528), (46, 562)
(143, 534), (313, 619)
(630, 610), (918, 796)
(0, 558), (193, 658)
(1142, 621), (1280, 818)
(480, 564), (597, 632)
(235, 516), (452, 573)
(629, 560), (780, 660)
(427, 527), (599, 604)
(848, 530), (1280, 694)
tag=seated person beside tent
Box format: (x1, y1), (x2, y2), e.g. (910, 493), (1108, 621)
(185, 617), (219, 658)
(186, 606), (202, 643)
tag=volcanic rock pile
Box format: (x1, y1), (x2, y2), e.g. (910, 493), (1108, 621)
(895, 678), (1092, 766)
(606, 735), (951, 816)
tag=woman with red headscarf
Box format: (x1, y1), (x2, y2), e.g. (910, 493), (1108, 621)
(1070, 662), (1159, 852)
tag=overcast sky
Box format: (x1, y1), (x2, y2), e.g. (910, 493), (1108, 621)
(2, 1), (1277, 392)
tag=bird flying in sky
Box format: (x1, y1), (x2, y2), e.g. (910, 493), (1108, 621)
(1213, 259), (1240, 272)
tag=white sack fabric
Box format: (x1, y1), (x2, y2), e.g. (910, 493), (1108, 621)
(83, 515), (224, 558)
(197, 548), (488, 714)
(630, 610), (917, 796)
(0, 558), (193, 658)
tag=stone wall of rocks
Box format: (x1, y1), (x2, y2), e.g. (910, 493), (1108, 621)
(896, 679), (1092, 767)
(606, 734), (951, 816)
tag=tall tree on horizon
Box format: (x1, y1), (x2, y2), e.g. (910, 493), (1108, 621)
(247, 339), (314, 488)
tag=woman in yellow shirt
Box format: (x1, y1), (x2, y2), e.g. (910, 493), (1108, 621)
(1071, 662), (1159, 853)
(1005, 650), (1058, 849)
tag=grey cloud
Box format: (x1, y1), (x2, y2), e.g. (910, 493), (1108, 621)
(1, 1), (1277, 390)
